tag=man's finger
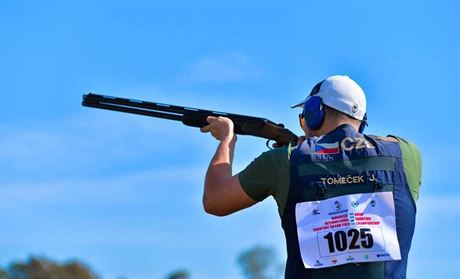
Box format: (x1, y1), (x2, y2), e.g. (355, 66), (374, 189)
(201, 116), (219, 132)
(206, 116), (218, 123)
(200, 124), (211, 133)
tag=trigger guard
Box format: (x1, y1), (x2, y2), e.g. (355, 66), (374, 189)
(266, 139), (274, 149)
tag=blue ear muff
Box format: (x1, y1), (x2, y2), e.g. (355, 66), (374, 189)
(303, 96), (325, 130)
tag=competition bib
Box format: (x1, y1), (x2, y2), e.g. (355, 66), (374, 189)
(295, 192), (401, 269)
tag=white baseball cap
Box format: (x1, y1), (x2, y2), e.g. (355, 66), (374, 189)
(291, 75), (366, 121)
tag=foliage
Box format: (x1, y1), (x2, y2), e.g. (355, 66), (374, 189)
(166, 270), (190, 279)
(5, 256), (99, 279)
(0, 268), (8, 279)
(237, 246), (282, 279)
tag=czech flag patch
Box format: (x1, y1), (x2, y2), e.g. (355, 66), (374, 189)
(315, 142), (339, 154)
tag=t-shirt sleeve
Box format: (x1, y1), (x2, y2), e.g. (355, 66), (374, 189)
(393, 136), (422, 201)
(238, 147), (290, 202)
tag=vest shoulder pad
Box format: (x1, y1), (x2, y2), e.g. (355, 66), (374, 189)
(368, 135), (400, 142)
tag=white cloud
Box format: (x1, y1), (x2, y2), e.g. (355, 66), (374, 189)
(182, 53), (261, 82)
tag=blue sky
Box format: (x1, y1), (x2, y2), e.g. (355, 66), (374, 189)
(1, 0), (459, 278)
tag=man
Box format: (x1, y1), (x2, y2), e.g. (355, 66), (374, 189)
(200, 75), (422, 279)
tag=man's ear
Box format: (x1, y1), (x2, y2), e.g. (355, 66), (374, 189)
(299, 115), (307, 132)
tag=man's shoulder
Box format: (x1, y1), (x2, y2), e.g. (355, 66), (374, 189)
(389, 136), (421, 158)
(367, 134), (422, 167)
(367, 134), (420, 150)
(385, 135), (422, 162)
(368, 135), (400, 143)
(364, 134), (422, 201)
(241, 145), (292, 172)
(261, 145), (293, 161)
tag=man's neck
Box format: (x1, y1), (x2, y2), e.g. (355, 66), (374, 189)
(308, 121), (359, 137)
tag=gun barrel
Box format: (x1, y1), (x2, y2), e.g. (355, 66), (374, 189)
(83, 93), (271, 123)
(82, 93), (188, 121)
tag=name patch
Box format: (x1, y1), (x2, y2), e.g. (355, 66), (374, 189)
(319, 174), (377, 185)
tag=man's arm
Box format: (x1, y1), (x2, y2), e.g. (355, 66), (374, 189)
(201, 116), (257, 216)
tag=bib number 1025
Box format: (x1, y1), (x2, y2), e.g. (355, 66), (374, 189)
(323, 228), (374, 254)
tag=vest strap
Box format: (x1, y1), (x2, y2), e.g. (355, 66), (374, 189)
(297, 157), (396, 176)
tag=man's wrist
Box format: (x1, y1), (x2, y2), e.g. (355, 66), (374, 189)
(221, 134), (237, 146)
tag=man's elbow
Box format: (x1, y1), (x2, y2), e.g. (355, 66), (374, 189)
(202, 195), (232, 217)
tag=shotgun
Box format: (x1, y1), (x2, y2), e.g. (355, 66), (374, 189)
(82, 93), (298, 147)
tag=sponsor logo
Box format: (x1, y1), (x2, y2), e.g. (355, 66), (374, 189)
(364, 254), (369, 260)
(315, 142), (340, 154)
(352, 104), (359, 113)
(346, 255), (355, 261)
(377, 253), (390, 258)
(328, 209), (348, 216)
(351, 201), (359, 208)
(349, 213), (355, 225)
(331, 259), (338, 264)
(370, 199), (376, 207)
(313, 208), (320, 215)
(334, 201), (341, 211)
(314, 260), (324, 267)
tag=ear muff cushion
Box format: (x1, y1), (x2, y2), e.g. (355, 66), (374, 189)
(303, 96), (325, 130)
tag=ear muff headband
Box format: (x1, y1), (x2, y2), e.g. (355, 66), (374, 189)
(358, 113), (368, 133)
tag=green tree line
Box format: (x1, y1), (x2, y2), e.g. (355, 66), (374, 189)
(0, 246), (282, 279)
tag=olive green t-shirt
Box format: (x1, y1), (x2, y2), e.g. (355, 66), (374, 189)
(238, 137), (422, 216)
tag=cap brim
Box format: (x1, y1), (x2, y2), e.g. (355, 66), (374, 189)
(290, 98), (307, 108)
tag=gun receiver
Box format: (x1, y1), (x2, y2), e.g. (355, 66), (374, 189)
(82, 93), (298, 147)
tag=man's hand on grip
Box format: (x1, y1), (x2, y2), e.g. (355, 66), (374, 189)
(200, 116), (236, 143)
